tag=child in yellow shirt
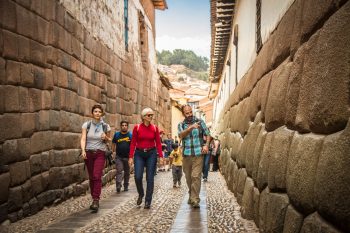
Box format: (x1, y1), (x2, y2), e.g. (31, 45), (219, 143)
(169, 143), (183, 188)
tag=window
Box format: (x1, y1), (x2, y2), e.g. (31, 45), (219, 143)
(256, 0), (262, 53)
(124, 0), (129, 51)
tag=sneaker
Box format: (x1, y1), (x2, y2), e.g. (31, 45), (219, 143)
(203, 178), (208, 182)
(116, 187), (121, 193)
(192, 201), (200, 208)
(187, 198), (192, 205)
(90, 200), (99, 212)
(178, 181), (181, 186)
(123, 187), (129, 192)
(173, 184), (177, 188)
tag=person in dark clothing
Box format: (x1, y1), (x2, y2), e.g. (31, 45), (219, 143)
(163, 133), (174, 171)
(112, 120), (132, 193)
(212, 138), (221, 172)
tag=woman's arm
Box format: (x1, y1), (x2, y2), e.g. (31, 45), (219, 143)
(80, 128), (87, 159)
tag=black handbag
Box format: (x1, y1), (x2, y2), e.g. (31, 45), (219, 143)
(105, 144), (114, 167)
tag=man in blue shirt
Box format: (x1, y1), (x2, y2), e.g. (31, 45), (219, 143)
(112, 120), (132, 193)
(178, 105), (211, 208)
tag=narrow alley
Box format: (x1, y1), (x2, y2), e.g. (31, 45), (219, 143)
(1, 0), (349, 232)
(7, 171), (258, 233)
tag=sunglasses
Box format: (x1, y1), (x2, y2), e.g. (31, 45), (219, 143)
(145, 114), (154, 117)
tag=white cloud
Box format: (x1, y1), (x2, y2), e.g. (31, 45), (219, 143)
(156, 35), (210, 58)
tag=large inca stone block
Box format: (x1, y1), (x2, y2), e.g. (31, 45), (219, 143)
(241, 177), (255, 220)
(41, 90), (52, 110)
(253, 187), (260, 227)
(265, 193), (290, 233)
(244, 118), (263, 177)
(9, 160), (30, 186)
(285, 41), (311, 130)
(257, 72), (272, 122)
(265, 60), (292, 131)
(8, 186), (23, 212)
(0, 172), (10, 204)
(268, 127), (294, 191)
(37, 110), (50, 131)
(21, 113), (36, 137)
(3, 29), (18, 59)
(28, 88), (42, 112)
(6, 60), (21, 85)
(29, 153), (42, 175)
(17, 138), (31, 161)
(0, 0), (16, 30)
(315, 120), (350, 232)
(59, 111), (81, 133)
(286, 133), (324, 215)
(0, 203), (8, 223)
(300, 212), (341, 233)
(30, 174), (43, 196)
(257, 132), (274, 191)
(30, 131), (52, 154)
(1, 139), (19, 164)
(270, 4), (295, 68)
(236, 168), (247, 204)
(18, 35), (30, 62)
(295, 1), (350, 134)
(259, 187), (270, 232)
(4, 85), (20, 113)
(64, 132), (80, 149)
(21, 179), (33, 203)
(252, 122), (267, 181)
(30, 40), (47, 67)
(283, 205), (304, 233)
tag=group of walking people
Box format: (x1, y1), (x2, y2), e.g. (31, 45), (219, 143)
(80, 104), (220, 212)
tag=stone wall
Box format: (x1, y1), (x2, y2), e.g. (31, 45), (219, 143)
(0, 0), (171, 223)
(215, 0), (350, 232)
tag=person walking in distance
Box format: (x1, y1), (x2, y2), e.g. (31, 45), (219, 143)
(212, 138), (221, 172)
(129, 108), (163, 209)
(178, 105), (211, 208)
(80, 104), (111, 212)
(164, 133), (174, 171)
(112, 120), (132, 193)
(169, 143), (183, 188)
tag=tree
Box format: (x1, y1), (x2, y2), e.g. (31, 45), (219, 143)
(156, 49), (209, 72)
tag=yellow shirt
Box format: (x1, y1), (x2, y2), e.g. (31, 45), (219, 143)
(169, 149), (183, 166)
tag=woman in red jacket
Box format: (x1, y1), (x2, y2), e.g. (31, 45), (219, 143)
(128, 107), (163, 209)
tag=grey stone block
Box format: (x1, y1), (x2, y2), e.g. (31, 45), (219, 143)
(286, 133), (324, 215)
(283, 205), (303, 233)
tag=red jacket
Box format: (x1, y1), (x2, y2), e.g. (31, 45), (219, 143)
(129, 123), (163, 158)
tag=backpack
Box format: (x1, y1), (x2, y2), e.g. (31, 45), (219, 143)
(86, 120), (108, 134)
(86, 120), (114, 166)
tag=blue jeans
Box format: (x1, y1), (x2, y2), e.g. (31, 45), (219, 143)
(134, 149), (157, 204)
(202, 152), (211, 179)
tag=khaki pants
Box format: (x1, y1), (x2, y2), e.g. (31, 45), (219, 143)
(183, 155), (203, 203)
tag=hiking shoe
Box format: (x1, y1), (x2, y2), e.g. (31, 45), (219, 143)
(203, 178), (208, 182)
(90, 200), (99, 212)
(144, 202), (151, 209)
(187, 198), (192, 205)
(173, 184), (177, 188)
(178, 181), (181, 186)
(123, 187), (129, 192)
(116, 187), (121, 193)
(192, 201), (200, 208)
(137, 195), (143, 205)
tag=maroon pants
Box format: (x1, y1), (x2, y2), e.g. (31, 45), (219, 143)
(85, 150), (105, 200)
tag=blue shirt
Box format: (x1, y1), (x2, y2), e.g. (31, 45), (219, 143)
(178, 118), (210, 157)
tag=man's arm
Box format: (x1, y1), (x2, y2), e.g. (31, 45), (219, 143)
(178, 122), (200, 139)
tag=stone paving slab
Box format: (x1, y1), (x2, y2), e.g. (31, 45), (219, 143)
(170, 185), (208, 233)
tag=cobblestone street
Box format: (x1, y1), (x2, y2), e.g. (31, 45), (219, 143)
(7, 170), (258, 233)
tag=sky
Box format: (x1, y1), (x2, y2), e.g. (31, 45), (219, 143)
(155, 0), (211, 59)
